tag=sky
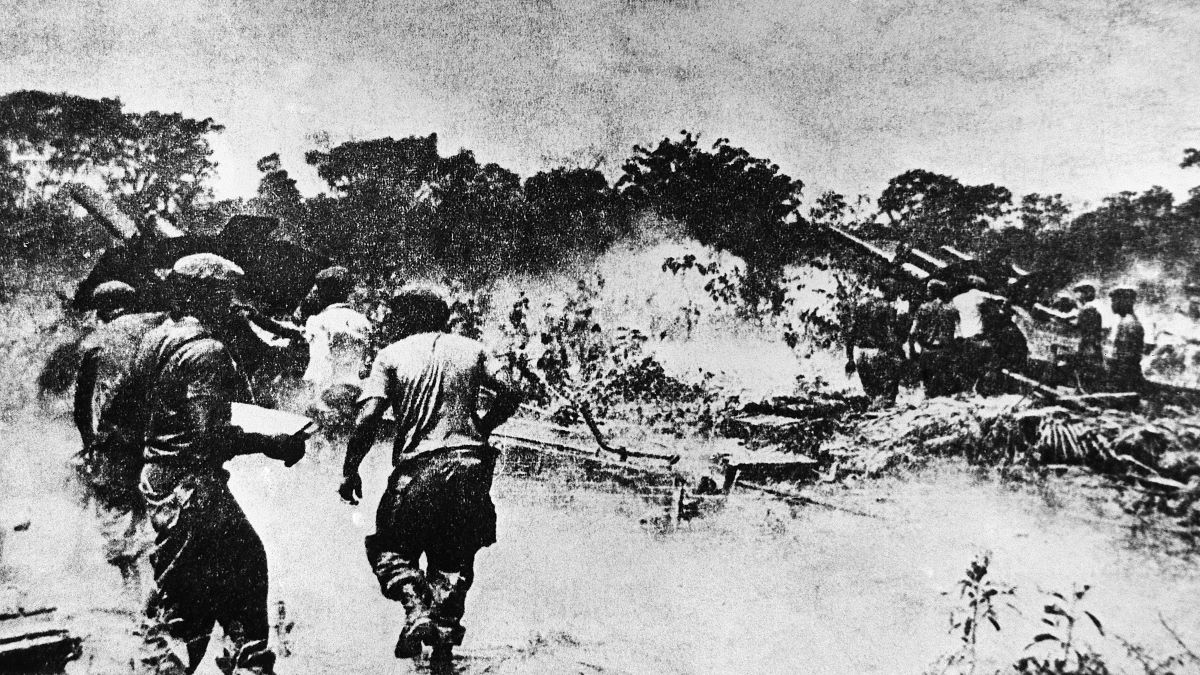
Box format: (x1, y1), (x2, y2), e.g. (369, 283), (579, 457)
(4, 0), (1200, 208)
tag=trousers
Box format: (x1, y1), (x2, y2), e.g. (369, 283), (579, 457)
(365, 446), (497, 637)
(137, 464), (275, 675)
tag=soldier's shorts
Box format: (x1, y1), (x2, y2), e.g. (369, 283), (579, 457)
(366, 446), (497, 631)
(137, 463), (273, 674)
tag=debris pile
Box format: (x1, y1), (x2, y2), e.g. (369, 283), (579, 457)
(805, 394), (1200, 529)
(816, 395), (1029, 478)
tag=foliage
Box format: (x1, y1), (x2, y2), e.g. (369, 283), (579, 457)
(1012, 585), (1111, 675)
(931, 553), (1015, 675)
(618, 131), (808, 272)
(0, 90), (224, 224)
(497, 274), (737, 437)
(296, 134), (631, 282)
(876, 169), (1012, 251)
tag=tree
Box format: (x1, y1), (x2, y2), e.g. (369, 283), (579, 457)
(877, 169), (1011, 249)
(1018, 193), (1070, 234)
(617, 131), (806, 270)
(0, 91), (224, 224)
(251, 152), (302, 223)
(523, 167), (629, 263)
(106, 110), (224, 222)
(304, 134), (439, 203)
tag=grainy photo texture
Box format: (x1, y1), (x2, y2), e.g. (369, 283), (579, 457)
(3, 1), (1200, 673)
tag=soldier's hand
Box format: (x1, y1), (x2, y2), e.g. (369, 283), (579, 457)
(265, 435), (307, 467)
(844, 359), (856, 376)
(339, 473), (363, 505)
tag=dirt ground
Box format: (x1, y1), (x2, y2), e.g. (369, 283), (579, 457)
(3, 413), (1200, 674)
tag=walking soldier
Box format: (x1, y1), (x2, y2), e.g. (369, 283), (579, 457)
(72, 281), (167, 604)
(339, 284), (521, 662)
(133, 254), (305, 675)
(909, 279), (961, 398)
(844, 276), (907, 407)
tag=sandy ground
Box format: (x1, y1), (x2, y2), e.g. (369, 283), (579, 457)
(3, 414), (1200, 675)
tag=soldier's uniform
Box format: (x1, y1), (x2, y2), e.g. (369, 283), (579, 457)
(1109, 314), (1145, 392)
(1107, 286), (1145, 393)
(135, 255), (302, 675)
(846, 294), (906, 406)
(301, 267), (371, 438)
(911, 286), (961, 398)
(73, 307), (167, 588)
(358, 330), (510, 654)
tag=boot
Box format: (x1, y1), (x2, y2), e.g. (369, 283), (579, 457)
(394, 582), (436, 659)
(394, 613), (436, 659)
(215, 639), (277, 675)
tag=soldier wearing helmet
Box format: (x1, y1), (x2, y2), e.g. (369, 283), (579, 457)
(133, 254), (306, 675)
(71, 281), (168, 606)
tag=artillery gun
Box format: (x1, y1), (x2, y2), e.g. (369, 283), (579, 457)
(66, 184), (330, 315)
(821, 223), (1200, 407)
(38, 186), (332, 399)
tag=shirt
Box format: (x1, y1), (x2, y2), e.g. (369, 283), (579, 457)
(360, 332), (497, 466)
(912, 299), (960, 349)
(77, 312), (168, 438)
(1112, 313), (1145, 363)
(134, 318), (252, 467)
(847, 296), (905, 351)
(952, 289), (1002, 339)
(303, 303), (372, 387)
(1076, 302), (1104, 357)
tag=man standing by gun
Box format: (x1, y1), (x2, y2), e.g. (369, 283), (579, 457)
(910, 279), (961, 398)
(844, 275), (907, 408)
(133, 254), (306, 675)
(339, 284), (521, 663)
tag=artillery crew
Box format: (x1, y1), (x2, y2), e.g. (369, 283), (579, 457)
(910, 279), (961, 398)
(845, 276), (908, 407)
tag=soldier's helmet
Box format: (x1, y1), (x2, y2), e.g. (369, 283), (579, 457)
(170, 253), (245, 287)
(314, 265), (353, 301)
(169, 254), (245, 312)
(90, 280), (137, 315)
(1109, 285), (1138, 302)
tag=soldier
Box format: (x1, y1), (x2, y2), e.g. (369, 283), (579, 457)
(844, 276), (907, 407)
(72, 281), (168, 605)
(910, 279), (961, 398)
(133, 254), (306, 675)
(339, 285), (521, 662)
(974, 297), (1029, 394)
(299, 266), (372, 439)
(1107, 285), (1145, 393)
(951, 275), (992, 340)
(1070, 281), (1105, 389)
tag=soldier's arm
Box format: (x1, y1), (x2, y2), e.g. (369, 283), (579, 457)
(343, 397), (386, 477)
(73, 349), (99, 448)
(339, 353), (392, 504)
(478, 351), (522, 438)
(182, 344), (303, 463)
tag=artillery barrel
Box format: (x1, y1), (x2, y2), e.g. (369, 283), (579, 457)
(64, 184), (139, 240)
